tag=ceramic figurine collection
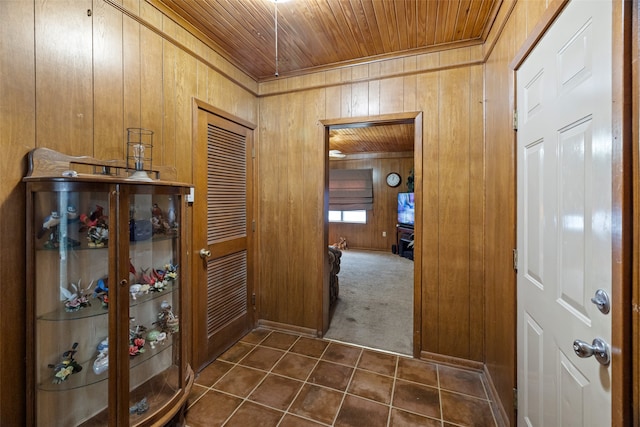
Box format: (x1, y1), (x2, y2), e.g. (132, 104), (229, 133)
(40, 202), (180, 383)
(37, 201), (178, 250)
(48, 342), (82, 384)
(49, 298), (179, 385)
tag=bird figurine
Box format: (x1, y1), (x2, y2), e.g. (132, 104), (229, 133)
(37, 211), (61, 239)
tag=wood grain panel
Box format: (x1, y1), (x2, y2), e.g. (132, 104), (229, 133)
(257, 94), (286, 322)
(302, 88), (327, 330)
(483, 1), (540, 424)
(0, 1), (34, 423)
(286, 90), (306, 325)
(141, 26), (164, 164)
(416, 71), (441, 355)
(93, 0), (124, 160)
(162, 40), (177, 165)
(1, 1), (262, 423)
(633, 2), (640, 424)
(380, 77), (404, 114)
(35, 0), (93, 155)
(468, 64), (485, 362)
(438, 67), (471, 358)
(174, 48), (197, 182)
(123, 14), (141, 130)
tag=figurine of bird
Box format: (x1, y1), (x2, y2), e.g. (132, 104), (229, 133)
(37, 211), (61, 239)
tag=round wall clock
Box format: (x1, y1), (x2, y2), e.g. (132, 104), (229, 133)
(386, 172), (401, 188)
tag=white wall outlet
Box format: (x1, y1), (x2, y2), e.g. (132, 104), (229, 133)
(382, 231), (387, 237)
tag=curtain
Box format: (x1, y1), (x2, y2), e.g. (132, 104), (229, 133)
(329, 168), (373, 210)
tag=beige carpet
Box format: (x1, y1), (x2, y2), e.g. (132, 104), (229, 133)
(325, 249), (414, 355)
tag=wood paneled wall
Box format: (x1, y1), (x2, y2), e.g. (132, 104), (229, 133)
(0, 0), (257, 423)
(329, 155), (414, 251)
(483, 1), (552, 424)
(0, 0), (566, 424)
(257, 60), (486, 363)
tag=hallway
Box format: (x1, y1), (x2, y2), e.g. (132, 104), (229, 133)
(185, 328), (499, 426)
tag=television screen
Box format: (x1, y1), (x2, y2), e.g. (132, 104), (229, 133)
(397, 192), (415, 226)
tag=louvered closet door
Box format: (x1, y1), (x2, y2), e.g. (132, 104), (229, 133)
(194, 108), (254, 370)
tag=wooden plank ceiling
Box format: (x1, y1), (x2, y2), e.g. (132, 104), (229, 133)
(156, 0), (502, 81)
(156, 0), (501, 154)
(329, 123), (415, 156)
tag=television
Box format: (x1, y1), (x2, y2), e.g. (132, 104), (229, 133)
(397, 192), (415, 227)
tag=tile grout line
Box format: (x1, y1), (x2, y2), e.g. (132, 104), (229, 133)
(276, 337), (334, 426)
(328, 346), (364, 426)
(386, 353), (400, 427)
(436, 364), (444, 426)
(189, 329), (499, 426)
(235, 333), (311, 426)
(217, 333), (274, 426)
(194, 329), (282, 426)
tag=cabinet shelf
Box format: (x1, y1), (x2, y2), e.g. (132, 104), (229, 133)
(37, 281), (179, 321)
(38, 338), (175, 392)
(77, 365), (194, 427)
(35, 234), (178, 253)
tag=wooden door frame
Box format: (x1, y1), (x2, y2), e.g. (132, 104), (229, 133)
(191, 98), (257, 372)
(510, 1), (632, 424)
(320, 112), (423, 357)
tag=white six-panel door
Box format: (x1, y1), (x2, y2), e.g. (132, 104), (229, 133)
(516, 1), (613, 426)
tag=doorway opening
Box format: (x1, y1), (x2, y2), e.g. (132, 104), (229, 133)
(320, 113), (423, 357)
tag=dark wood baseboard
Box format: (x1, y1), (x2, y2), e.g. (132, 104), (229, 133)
(419, 350), (484, 371)
(257, 319), (319, 338)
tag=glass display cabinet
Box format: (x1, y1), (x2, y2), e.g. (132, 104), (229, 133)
(24, 148), (193, 426)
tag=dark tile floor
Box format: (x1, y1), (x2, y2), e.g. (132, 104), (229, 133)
(185, 328), (499, 427)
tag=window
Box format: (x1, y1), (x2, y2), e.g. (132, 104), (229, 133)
(328, 210), (366, 223)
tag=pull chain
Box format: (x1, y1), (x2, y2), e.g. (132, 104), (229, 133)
(274, 0), (279, 77)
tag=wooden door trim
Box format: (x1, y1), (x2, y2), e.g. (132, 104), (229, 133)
(194, 99), (256, 130)
(320, 111), (423, 358)
(511, 2), (633, 425)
